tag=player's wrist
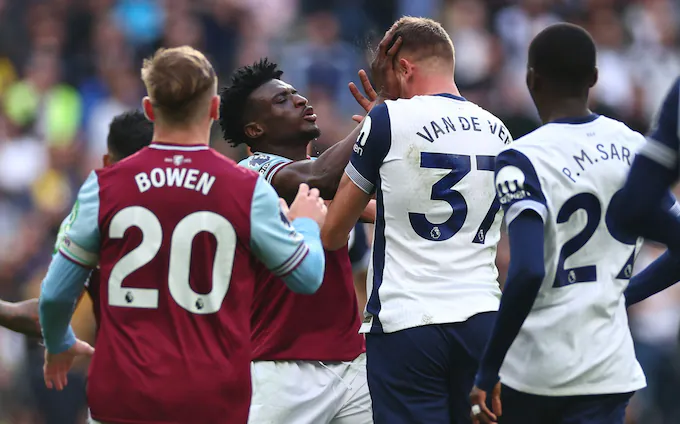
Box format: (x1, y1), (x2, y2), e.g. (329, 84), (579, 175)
(474, 369), (500, 393)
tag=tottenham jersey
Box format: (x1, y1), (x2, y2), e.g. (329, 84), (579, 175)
(346, 94), (512, 334)
(495, 114), (647, 396)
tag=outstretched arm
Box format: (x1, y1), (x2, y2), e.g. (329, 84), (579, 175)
(271, 124), (364, 203)
(270, 71), (379, 204)
(0, 299), (41, 337)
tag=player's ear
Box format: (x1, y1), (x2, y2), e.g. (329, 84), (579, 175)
(142, 97), (155, 122)
(209, 95), (220, 121)
(589, 67), (599, 88)
(526, 67), (536, 92)
(244, 122), (264, 141)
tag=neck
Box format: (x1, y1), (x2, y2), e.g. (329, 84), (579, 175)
(152, 123), (211, 146)
(408, 73), (461, 98)
(253, 141), (308, 161)
(538, 97), (592, 124)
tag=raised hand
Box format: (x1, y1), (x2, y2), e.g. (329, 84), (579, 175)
(370, 30), (403, 101)
(288, 183), (327, 228)
(349, 69), (378, 123)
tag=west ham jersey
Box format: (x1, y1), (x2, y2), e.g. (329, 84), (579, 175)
(58, 142), (322, 424)
(495, 114), (647, 396)
(239, 152), (365, 361)
(346, 94), (511, 334)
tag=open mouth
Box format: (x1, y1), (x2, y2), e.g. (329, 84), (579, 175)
(303, 107), (317, 122)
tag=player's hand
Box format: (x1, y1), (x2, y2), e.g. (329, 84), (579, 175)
(44, 339), (94, 391)
(288, 183), (327, 228)
(370, 30), (403, 100)
(469, 383), (502, 424)
(349, 69), (378, 123)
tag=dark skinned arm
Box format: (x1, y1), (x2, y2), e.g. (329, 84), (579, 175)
(271, 124), (364, 204)
(0, 298), (41, 338)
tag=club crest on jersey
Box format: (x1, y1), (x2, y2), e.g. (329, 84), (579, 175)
(496, 165), (529, 204)
(164, 155), (192, 166)
(250, 154), (271, 167)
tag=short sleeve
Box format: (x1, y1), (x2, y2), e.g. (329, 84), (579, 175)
(345, 103), (392, 194)
(58, 171), (101, 268)
(640, 77), (680, 174)
(238, 153), (292, 184)
(249, 177), (311, 276)
(495, 149), (548, 226)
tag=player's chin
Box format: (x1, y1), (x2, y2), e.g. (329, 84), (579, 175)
(302, 123), (321, 139)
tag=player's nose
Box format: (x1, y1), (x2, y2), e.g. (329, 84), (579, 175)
(293, 93), (308, 108)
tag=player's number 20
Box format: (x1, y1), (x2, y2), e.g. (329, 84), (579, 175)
(108, 206), (236, 314)
(409, 152), (500, 243)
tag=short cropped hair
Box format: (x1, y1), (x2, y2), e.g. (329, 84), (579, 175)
(107, 110), (153, 160)
(528, 23), (597, 90)
(141, 46), (217, 125)
(219, 59), (283, 147)
(389, 17), (454, 62)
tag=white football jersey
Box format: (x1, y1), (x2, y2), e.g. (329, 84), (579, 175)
(346, 94), (512, 334)
(495, 114), (647, 396)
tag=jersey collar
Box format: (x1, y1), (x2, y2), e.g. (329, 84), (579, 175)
(433, 93), (467, 102)
(549, 114), (600, 125)
(252, 151), (312, 161)
(149, 141), (210, 151)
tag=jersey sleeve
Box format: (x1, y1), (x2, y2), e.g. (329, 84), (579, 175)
(345, 103), (392, 194)
(238, 153), (292, 184)
(249, 177), (325, 294)
(640, 77), (680, 176)
(58, 171), (101, 268)
(495, 148), (548, 226)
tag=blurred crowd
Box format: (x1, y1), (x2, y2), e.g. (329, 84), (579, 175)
(0, 0), (679, 423)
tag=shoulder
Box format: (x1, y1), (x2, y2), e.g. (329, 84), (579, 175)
(238, 152), (292, 176)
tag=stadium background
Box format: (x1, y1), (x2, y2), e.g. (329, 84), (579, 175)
(0, 0), (678, 423)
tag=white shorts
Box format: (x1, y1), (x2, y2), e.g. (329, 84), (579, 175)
(249, 353), (372, 424)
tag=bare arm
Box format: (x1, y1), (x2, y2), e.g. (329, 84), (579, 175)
(360, 200), (377, 224)
(322, 174), (373, 250)
(271, 124), (363, 203)
(0, 299), (41, 338)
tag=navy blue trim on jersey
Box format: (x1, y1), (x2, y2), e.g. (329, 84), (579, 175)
(475, 211), (546, 391)
(495, 149), (548, 226)
(433, 93), (467, 102)
(549, 113), (600, 125)
(367, 179), (386, 333)
(346, 103), (392, 195)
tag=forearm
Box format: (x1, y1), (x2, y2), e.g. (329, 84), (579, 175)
(280, 218), (325, 294)
(359, 200), (377, 223)
(306, 124), (363, 197)
(0, 299), (41, 337)
(476, 213), (545, 391)
(625, 250), (680, 307)
(39, 254), (92, 353)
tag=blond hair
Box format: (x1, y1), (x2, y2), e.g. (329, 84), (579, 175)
(390, 17), (455, 64)
(141, 46), (217, 125)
